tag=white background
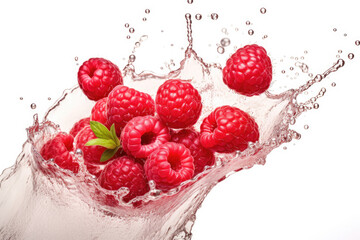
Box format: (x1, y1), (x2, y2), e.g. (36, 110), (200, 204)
(1, 0), (360, 239)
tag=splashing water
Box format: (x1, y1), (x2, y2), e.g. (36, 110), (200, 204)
(0, 11), (349, 240)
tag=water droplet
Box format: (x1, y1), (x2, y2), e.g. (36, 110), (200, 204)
(314, 74), (323, 82)
(336, 54), (340, 58)
(145, 9), (150, 14)
(301, 56), (304, 60)
(217, 46), (225, 54)
(293, 132), (301, 140)
(187, 0), (193, 3)
(211, 13), (218, 20)
(304, 125), (309, 130)
(129, 28), (135, 33)
(333, 28), (337, 32)
(126, 35), (131, 39)
(338, 50), (342, 53)
(283, 146), (287, 150)
(348, 53), (354, 59)
(262, 35), (268, 39)
(304, 50), (308, 54)
(248, 29), (254, 35)
(234, 27), (239, 32)
(290, 67), (294, 71)
(47, 97), (51, 100)
(30, 103), (36, 109)
(74, 56), (78, 61)
(331, 82), (336, 87)
(260, 7), (267, 14)
(344, 33), (347, 37)
(246, 21), (251, 25)
(75, 148), (83, 155)
(220, 38), (231, 47)
(142, 17), (147, 21)
(129, 54), (136, 62)
(355, 40), (360, 46)
(221, 28), (228, 34)
(313, 103), (319, 109)
(19, 97), (23, 100)
(308, 73), (313, 78)
(124, 23), (129, 28)
(281, 70), (285, 74)
(195, 14), (202, 20)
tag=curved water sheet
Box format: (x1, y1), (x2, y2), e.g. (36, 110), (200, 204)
(0, 47), (344, 240)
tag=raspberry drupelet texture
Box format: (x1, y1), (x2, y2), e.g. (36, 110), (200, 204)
(98, 156), (149, 202)
(121, 116), (171, 159)
(75, 125), (107, 165)
(69, 117), (90, 138)
(156, 79), (202, 128)
(223, 44), (272, 96)
(144, 142), (194, 191)
(40, 132), (79, 173)
(91, 97), (108, 126)
(200, 105), (260, 153)
(107, 85), (155, 135)
(171, 129), (215, 175)
(78, 58), (123, 101)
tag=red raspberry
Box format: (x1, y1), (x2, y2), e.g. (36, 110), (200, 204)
(144, 142), (194, 191)
(156, 79), (202, 128)
(75, 125), (107, 165)
(98, 156), (149, 202)
(200, 106), (260, 153)
(91, 97), (108, 126)
(171, 129), (215, 175)
(69, 117), (90, 137)
(121, 116), (171, 159)
(78, 58), (123, 101)
(223, 44), (272, 96)
(107, 85), (155, 135)
(40, 132), (79, 173)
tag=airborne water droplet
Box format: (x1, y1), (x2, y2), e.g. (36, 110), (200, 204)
(129, 54), (136, 62)
(355, 40), (360, 46)
(145, 9), (150, 14)
(304, 125), (309, 130)
(47, 97), (51, 101)
(217, 46), (225, 54)
(126, 35), (131, 39)
(124, 23), (129, 28)
(195, 14), (202, 20)
(30, 103), (36, 109)
(142, 17), (147, 21)
(262, 35), (268, 39)
(246, 21), (251, 25)
(313, 103), (319, 109)
(220, 38), (231, 47)
(333, 28), (337, 32)
(348, 53), (354, 59)
(187, 0), (193, 3)
(19, 97), (23, 100)
(338, 50), (342, 53)
(260, 7), (267, 14)
(331, 82), (336, 87)
(74, 56), (78, 61)
(248, 29), (254, 35)
(211, 13), (218, 20)
(129, 28), (135, 33)
(281, 70), (285, 74)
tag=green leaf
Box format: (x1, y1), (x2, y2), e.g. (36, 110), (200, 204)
(85, 138), (117, 149)
(89, 121), (112, 139)
(110, 124), (120, 146)
(100, 147), (120, 162)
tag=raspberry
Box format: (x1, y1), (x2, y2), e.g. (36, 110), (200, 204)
(75, 125), (107, 165)
(121, 116), (171, 159)
(78, 58), (123, 101)
(98, 156), (149, 202)
(171, 129), (215, 175)
(91, 97), (108, 126)
(156, 79), (202, 128)
(223, 44), (272, 96)
(200, 105), (260, 153)
(69, 117), (90, 137)
(144, 142), (194, 191)
(40, 132), (79, 173)
(107, 85), (155, 135)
